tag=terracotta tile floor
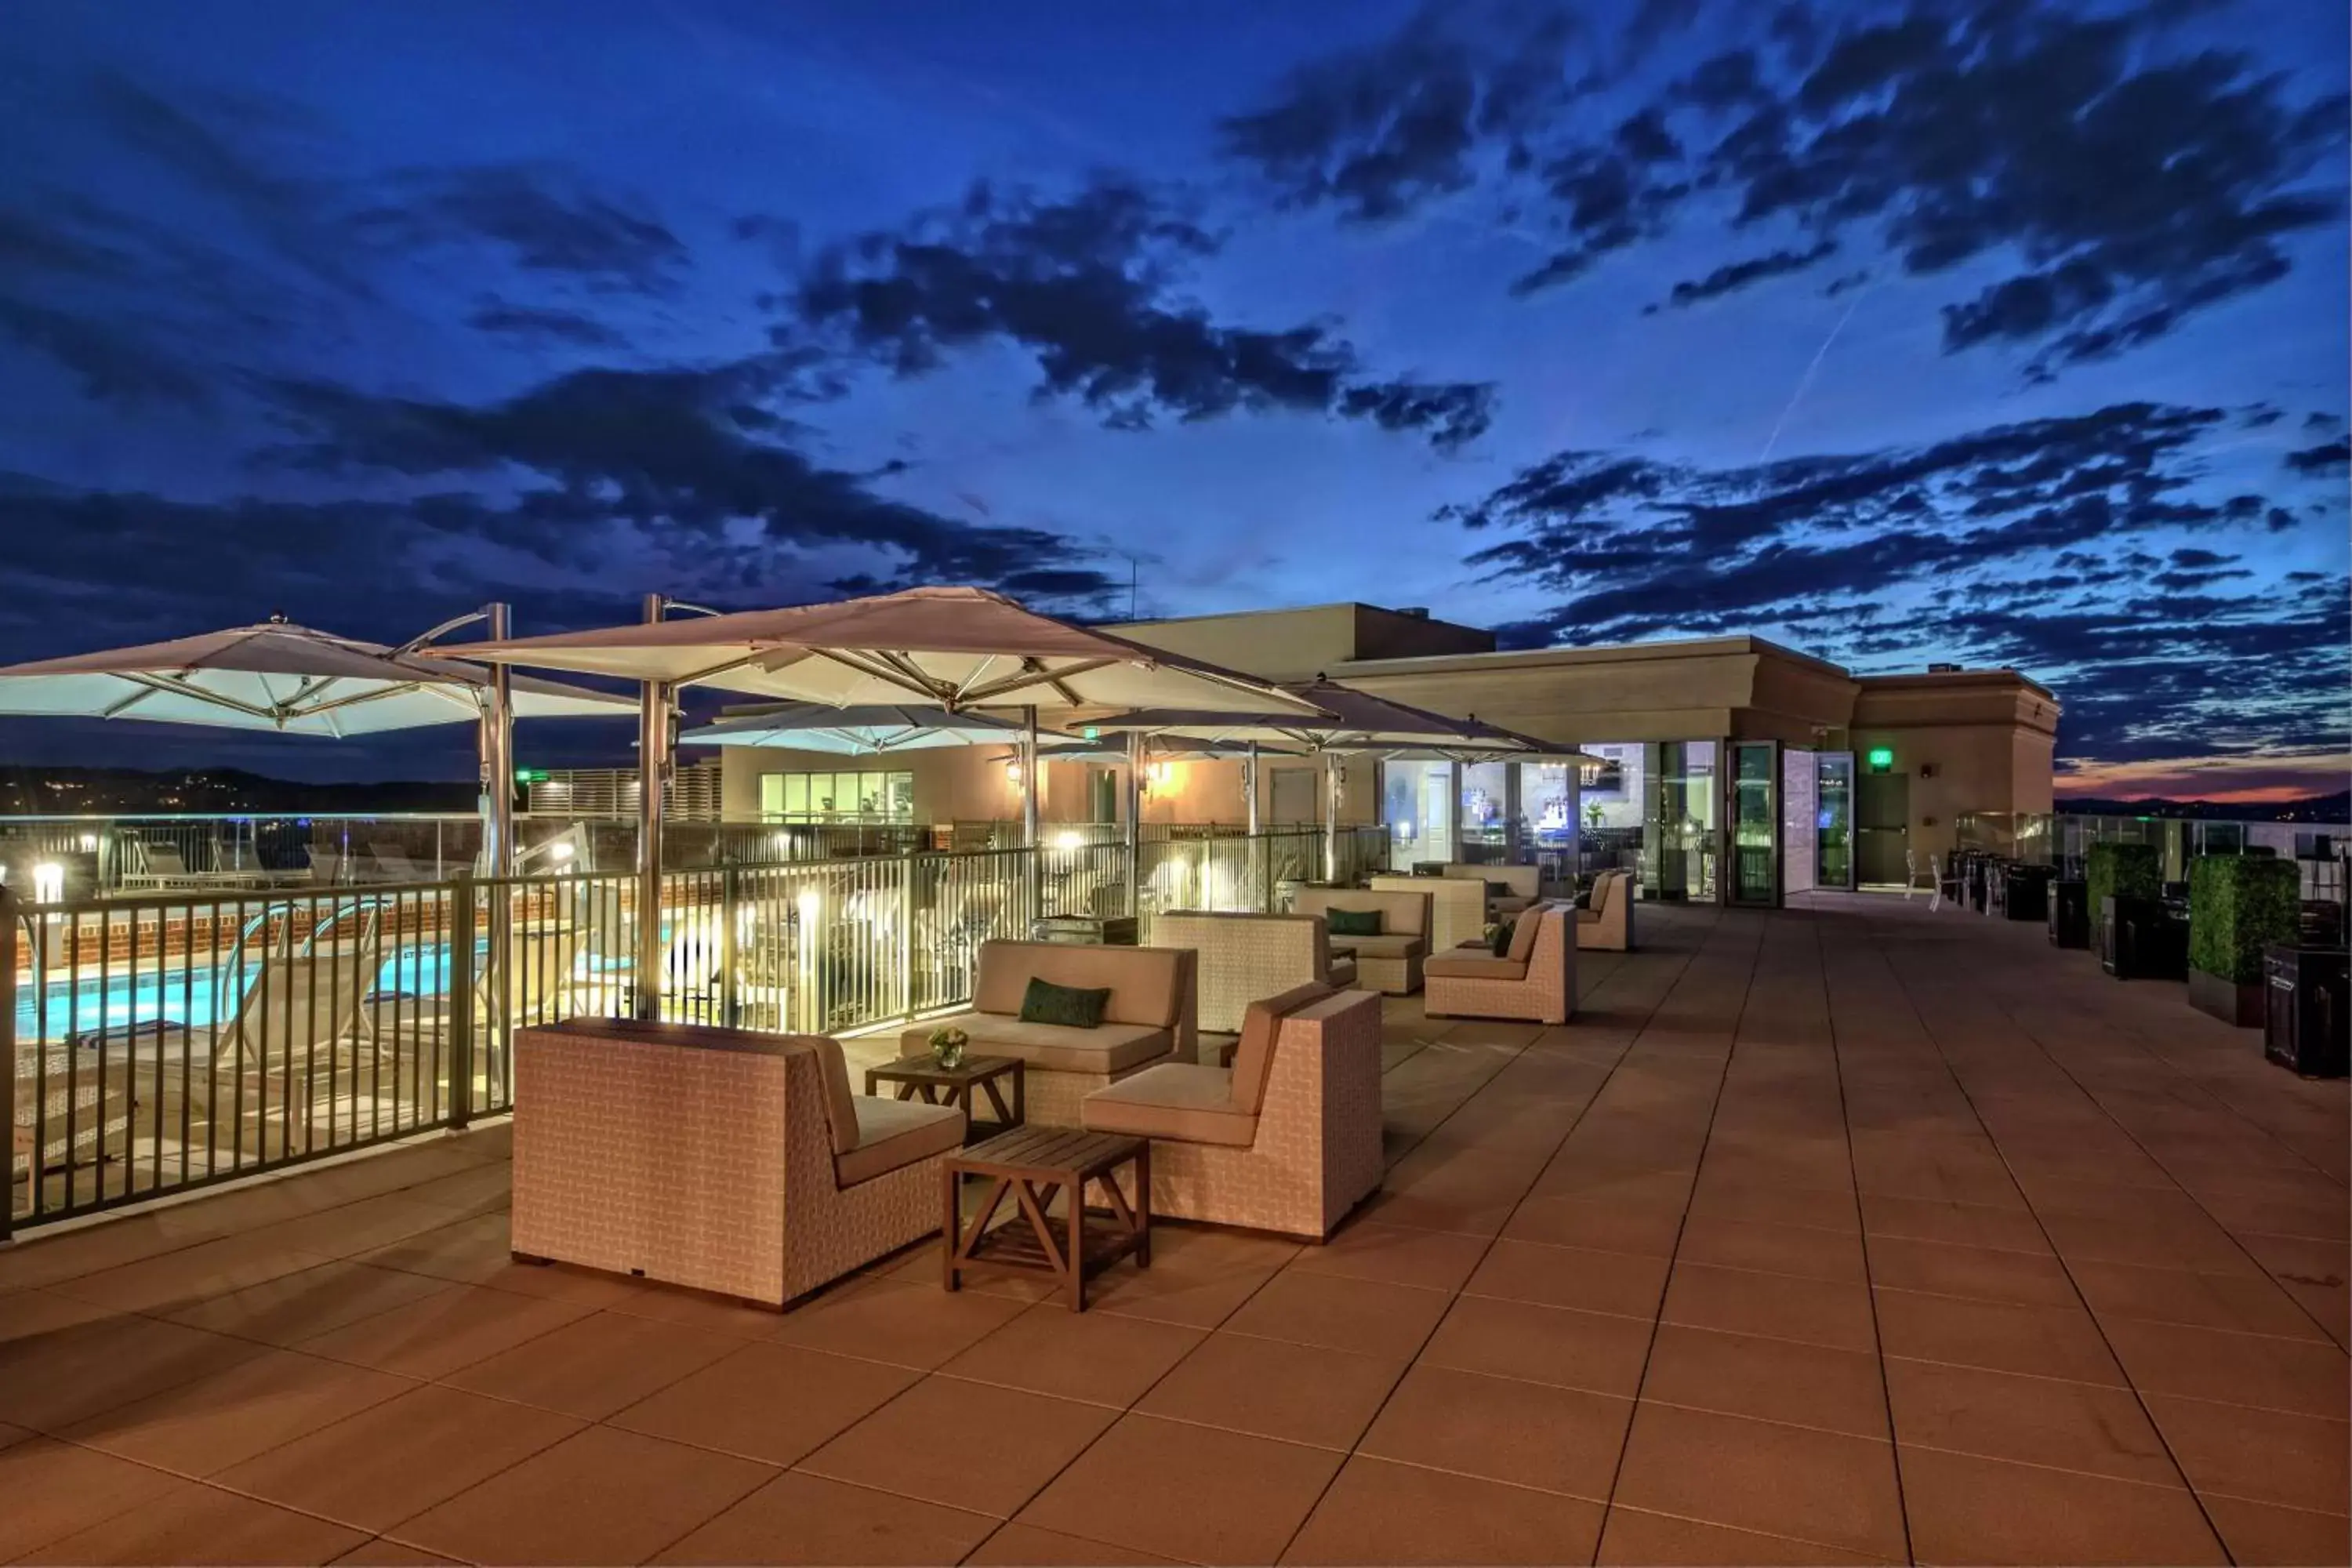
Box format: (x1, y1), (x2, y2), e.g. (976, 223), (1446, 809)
(2, 894), (2345, 1565)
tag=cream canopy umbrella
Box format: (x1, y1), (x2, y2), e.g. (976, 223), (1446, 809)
(461, 586), (1325, 1012)
(0, 618), (631, 735)
(1087, 681), (1596, 875)
(0, 613), (635, 880)
(677, 703), (1031, 754)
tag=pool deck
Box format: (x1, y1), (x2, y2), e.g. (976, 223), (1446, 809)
(1, 893), (2344, 1565)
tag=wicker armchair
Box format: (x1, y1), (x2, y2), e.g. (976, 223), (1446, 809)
(1576, 869), (1635, 951)
(1150, 910), (1357, 1033)
(1081, 984), (1383, 1241)
(513, 1018), (962, 1308)
(1424, 904), (1577, 1025)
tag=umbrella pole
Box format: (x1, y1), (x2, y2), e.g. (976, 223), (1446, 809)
(1244, 741), (1259, 836)
(1323, 753), (1339, 884)
(1125, 730), (1142, 916)
(480, 602), (515, 1080)
(481, 602), (515, 879)
(1022, 705), (1040, 927)
(634, 593), (672, 1021)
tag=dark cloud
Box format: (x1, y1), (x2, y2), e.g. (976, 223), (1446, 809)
(463, 299), (627, 349)
(1446, 400), (2349, 764)
(349, 163), (686, 292)
(1651, 238), (1836, 310)
(2284, 437), (2350, 474)
(1216, 7), (1583, 226)
(1228, 2), (2344, 375)
(790, 177), (1494, 449)
(256, 355), (1120, 606)
(0, 296), (209, 405)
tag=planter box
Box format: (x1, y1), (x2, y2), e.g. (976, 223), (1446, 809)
(2003, 865), (2054, 922)
(2047, 880), (2090, 948)
(2188, 967), (2263, 1028)
(2264, 945), (2350, 1078)
(2102, 896), (2187, 980)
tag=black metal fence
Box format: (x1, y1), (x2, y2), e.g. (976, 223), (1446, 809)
(5, 824), (1385, 1234)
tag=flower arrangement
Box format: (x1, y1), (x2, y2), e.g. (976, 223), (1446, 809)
(927, 1025), (969, 1070)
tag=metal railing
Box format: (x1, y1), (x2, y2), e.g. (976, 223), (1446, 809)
(5, 824), (1378, 1234)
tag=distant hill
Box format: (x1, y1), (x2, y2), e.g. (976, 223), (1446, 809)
(0, 766), (481, 815)
(2056, 791), (2348, 823)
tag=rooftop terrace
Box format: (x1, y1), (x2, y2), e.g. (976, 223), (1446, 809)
(0, 895), (2343, 1566)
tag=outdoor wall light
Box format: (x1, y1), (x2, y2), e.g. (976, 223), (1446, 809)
(32, 861), (64, 903)
(1052, 829), (1086, 851)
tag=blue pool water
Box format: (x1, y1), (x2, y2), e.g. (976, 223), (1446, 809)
(14, 943), (479, 1044)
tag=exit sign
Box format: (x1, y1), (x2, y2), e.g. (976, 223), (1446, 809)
(1865, 747), (1894, 772)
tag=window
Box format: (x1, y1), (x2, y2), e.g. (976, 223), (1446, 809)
(757, 769), (915, 822)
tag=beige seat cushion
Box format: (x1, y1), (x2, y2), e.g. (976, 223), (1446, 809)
(804, 1037), (863, 1156)
(1081, 1063), (1258, 1147)
(1425, 952), (1527, 981)
(835, 1095), (964, 1185)
(1230, 982), (1331, 1115)
(1327, 933), (1425, 961)
(902, 1012), (1172, 1073)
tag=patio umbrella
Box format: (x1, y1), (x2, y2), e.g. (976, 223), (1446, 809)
(0, 614), (635, 878)
(677, 703), (1029, 753)
(462, 586), (1324, 1011)
(0, 617), (630, 735)
(1087, 681), (1588, 876)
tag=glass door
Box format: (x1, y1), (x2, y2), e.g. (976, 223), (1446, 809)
(1643, 742), (1719, 902)
(1729, 742), (1780, 906)
(1815, 753), (1854, 891)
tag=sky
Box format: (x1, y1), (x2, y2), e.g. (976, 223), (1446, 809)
(0, 0), (2345, 800)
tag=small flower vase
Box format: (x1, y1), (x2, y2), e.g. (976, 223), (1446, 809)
(929, 1031), (967, 1070)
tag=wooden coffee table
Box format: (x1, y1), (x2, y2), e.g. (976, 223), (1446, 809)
(942, 1128), (1150, 1311)
(865, 1054), (1024, 1144)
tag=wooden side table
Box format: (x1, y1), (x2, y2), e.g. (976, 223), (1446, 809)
(942, 1128), (1150, 1311)
(864, 1054), (1024, 1143)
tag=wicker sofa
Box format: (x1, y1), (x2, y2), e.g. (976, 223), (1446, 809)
(901, 940), (1195, 1125)
(1151, 911), (1357, 1034)
(1424, 903), (1577, 1025)
(1370, 873), (1486, 953)
(1292, 886), (1432, 995)
(1446, 863), (1541, 916)
(1577, 869), (1635, 951)
(1080, 982), (1383, 1241)
(512, 1018), (963, 1308)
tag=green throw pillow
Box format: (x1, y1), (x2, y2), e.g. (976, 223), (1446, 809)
(1327, 907), (1385, 937)
(1018, 977), (1112, 1029)
(1489, 920), (1515, 956)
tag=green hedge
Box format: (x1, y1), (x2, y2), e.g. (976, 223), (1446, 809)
(2188, 855), (2301, 984)
(2086, 842), (2161, 916)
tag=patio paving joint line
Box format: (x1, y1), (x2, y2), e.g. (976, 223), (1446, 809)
(1880, 926), (2240, 1559)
